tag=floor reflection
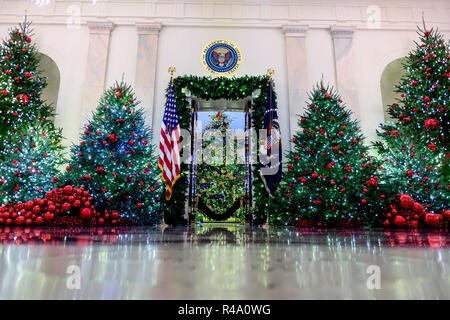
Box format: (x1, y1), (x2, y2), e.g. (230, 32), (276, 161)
(1, 224), (448, 248)
(0, 224), (449, 299)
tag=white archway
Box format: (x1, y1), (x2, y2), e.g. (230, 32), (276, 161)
(380, 58), (406, 122)
(37, 52), (60, 113)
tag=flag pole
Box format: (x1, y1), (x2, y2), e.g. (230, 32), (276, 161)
(263, 68), (275, 230)
(161, 66), (177, 230)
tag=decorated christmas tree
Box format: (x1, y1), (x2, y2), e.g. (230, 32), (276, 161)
(383, 24), (449, 149)
(0, 20), (63, 204)
(0, 20), (59, 151)
(375, 124), (448, 217)
(271, 82), (383, 226)
(0, 124), (63, 204)
(374, 23), (449, 216)
(62, 82), (162, 225)
(196, 112), (246, 221)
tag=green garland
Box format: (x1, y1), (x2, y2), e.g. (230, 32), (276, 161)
(162, 75), (277, 225)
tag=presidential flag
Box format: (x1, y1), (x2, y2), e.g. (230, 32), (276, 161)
(260, 79), (282, 195)
(158, 78), (181, 200)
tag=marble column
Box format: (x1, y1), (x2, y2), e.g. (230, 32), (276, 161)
(81, 21), (114, 127)
(282, 25), (308, 147)
(330, 25), (360, 119)
(134, 23), (162, 129)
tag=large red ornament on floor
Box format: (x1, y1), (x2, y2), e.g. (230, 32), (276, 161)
(0, 185), (134, 226)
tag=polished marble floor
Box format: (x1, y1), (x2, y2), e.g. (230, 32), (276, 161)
(0, 224), (449, 299)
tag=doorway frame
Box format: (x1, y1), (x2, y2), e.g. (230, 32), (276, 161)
(161, 75), (278, 226)
(186, 96), (254, 224)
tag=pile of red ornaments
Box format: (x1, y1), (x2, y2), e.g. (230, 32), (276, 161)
(383, 194), (449, 229)
(0, 185), (134, 227)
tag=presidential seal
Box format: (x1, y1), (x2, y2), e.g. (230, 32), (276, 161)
(201, 40), (242, 75)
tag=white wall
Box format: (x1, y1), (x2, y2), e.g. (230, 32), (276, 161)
(306, 28), (337, 91)
(105, 25), (138, 90)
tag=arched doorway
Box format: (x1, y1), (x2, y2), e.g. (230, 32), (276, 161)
(380, 58), (405, 122)
(37, 53), (60, 116)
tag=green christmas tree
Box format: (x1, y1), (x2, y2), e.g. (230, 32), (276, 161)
(374, 24), (449, 214)
(0, 20), (63, 204)
(271, 83), (383, 226)
(0, 124), (63, 204)
(0, 20), (58, 150)
(196, 112), (246, 221)
(62, 82), (162, 225)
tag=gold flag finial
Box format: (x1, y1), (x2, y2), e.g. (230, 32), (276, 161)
(266, 68), (275, 79)
(168, 67), (176, 76)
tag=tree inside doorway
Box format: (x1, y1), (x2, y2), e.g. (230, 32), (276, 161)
(195, 111), (246, 222)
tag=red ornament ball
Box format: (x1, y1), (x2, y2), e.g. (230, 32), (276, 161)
(80, 207), (93, 220)
(405, 170), (414, 177)
(366, 178), (378, 188)
(443, 210), (450, 219)
(64, 185), (74, 195)
(412, 202), (423, 214)
(394, 215), (406, 227)
(15, 93), (30, 105)
(424, 118), (439, 130)
(424, 213), (440, 227)
(25, 200), (34, 210)
(399, 194), (414, 209)
(15, 216), (25, 225)
(73, 200), (81, 208)
(61, 202), (71, 211)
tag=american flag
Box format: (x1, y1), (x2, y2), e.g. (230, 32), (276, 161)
(260, 78), (282, 195)
(158, 79), (181, 200)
